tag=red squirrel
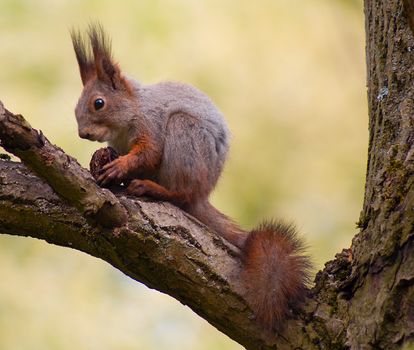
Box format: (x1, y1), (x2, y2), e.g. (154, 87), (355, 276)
(71, 24), (311, 330)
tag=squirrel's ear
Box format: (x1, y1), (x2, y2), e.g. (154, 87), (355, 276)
(96, 55), (124, 90)
(70, 29), (95, 85)
(88, 23), (128, 91)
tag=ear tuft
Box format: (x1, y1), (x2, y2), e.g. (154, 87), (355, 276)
(88, 23), (123, 90)
(70, 28), (95, 85)
(88, 22), (113, 65)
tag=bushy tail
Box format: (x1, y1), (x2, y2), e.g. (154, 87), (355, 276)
(241, 221), (311, 330)
(189, 202), (311, 331)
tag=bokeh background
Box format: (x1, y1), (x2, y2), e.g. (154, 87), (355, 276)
(0, 1), (366, 349)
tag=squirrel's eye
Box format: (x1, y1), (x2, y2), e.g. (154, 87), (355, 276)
(94, 98), (105, 110)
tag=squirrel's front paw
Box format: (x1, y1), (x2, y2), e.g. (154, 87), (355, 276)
(97, 156), (130, 187)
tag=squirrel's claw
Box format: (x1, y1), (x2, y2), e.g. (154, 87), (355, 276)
(97, 156), (129, 186)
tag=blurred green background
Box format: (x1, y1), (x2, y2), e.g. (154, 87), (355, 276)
(0, 0), (366, 349)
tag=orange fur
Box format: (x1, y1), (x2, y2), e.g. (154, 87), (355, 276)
(241, 222), (311, 330)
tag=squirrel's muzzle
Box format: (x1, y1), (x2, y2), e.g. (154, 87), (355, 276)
(78, 130), (92, 140)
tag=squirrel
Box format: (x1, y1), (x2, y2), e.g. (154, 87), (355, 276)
(70, 24), (311, 331)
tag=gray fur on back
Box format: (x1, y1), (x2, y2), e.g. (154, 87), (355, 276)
(130, 80), (230, 199)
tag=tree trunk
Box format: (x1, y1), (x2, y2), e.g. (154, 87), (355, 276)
(0, 1), (414, 348)
(349, 0), (414, 347)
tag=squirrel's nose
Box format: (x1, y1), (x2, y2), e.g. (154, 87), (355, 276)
(79, 130), (91, 139)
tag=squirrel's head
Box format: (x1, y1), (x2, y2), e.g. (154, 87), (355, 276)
(71, 24), (138, 143)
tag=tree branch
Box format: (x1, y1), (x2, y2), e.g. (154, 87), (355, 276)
(0, 101), (356, 349)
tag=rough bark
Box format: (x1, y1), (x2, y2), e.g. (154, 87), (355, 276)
(1, 1), (414, 348)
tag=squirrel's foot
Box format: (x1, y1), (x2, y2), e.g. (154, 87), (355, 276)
(126, 179), (151, 197)
(126, 179), (186, 208)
